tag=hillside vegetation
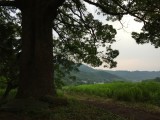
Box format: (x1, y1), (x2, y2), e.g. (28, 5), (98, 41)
(66, 65), (160, 85)
(64, 65), (124, 85)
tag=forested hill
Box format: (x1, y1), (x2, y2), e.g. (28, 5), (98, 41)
(70, 65), (124, 85)
(75, 65), (160, 83)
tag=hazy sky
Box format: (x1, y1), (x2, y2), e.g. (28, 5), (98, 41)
(107, 16), (160, 71)
(86, 3), (160, 71)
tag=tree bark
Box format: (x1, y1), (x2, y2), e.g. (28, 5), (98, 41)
(16, 0), (58, 99)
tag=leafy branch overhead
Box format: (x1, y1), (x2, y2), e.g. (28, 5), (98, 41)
(54, 0), (118, 68)
(53, 0), (160, 69)
(131, 0), (160, 48)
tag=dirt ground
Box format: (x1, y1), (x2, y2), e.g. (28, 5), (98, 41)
(0, 112), (29, 120)
(80, 99), (160, 120)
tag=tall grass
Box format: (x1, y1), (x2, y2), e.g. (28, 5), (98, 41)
(64, 81), (160, 106)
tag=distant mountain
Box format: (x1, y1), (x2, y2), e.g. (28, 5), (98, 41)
(68, 65), (125, 85)
(78, 65), (160, 82)
(106, 70), (160, 81)
(64, 65), (160, 85)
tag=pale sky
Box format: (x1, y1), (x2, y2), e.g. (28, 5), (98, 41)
(86, 3), (160, 71)
(108, 16), (160, 71)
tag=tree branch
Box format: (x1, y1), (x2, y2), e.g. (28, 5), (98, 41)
(83, 0), (127, 16)
(0, 1), (17, 7)
(112, 0), (147, 24)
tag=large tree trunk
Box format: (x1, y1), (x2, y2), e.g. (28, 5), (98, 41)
(16, 0), (58, 98)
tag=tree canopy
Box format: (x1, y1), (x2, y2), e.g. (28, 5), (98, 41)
(131, 0), (160, 48)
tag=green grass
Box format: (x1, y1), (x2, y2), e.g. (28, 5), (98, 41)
(64, 81), (160, 106)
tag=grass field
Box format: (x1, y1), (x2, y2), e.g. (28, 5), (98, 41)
(64, 81), (160, 106)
